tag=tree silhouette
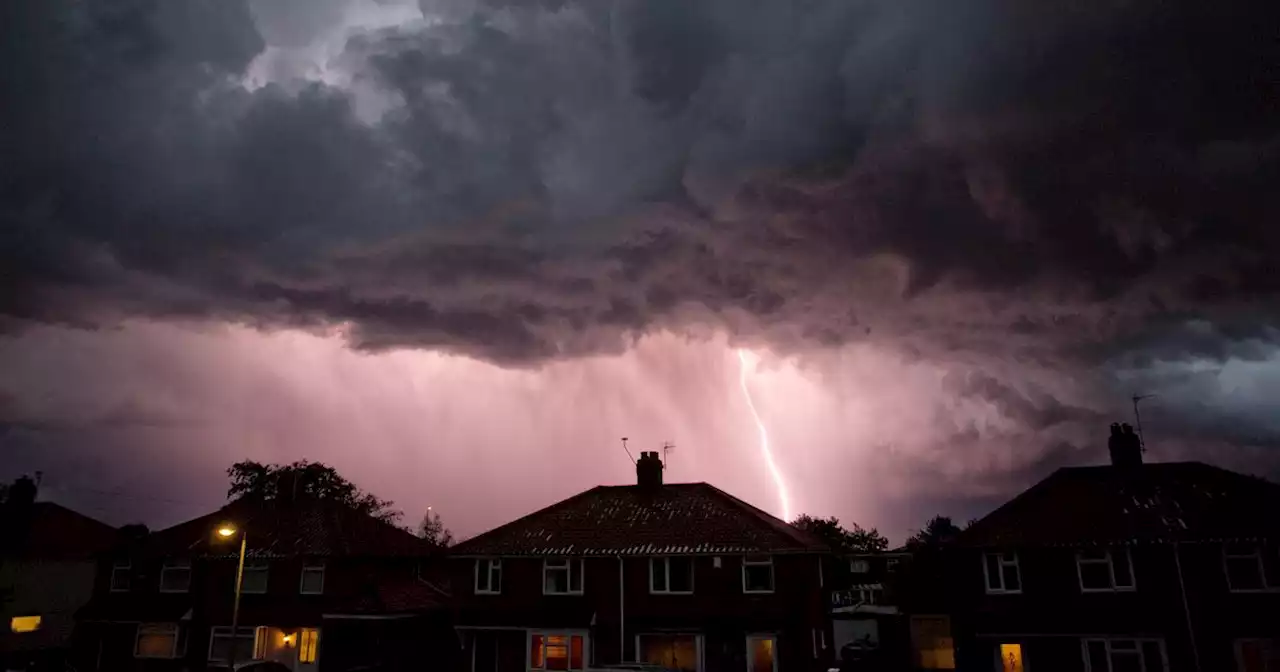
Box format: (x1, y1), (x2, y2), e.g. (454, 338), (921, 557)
(416, 510), (454, 549)
(792, 514), (889, 553)
(906, 515), (963, 548)
(226, 460), (400, 523)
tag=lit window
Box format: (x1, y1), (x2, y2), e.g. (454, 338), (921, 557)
(299, 628), (320, 664)
(10, 616), (40, 633)
(300, 564), (325, 595)
(240, 560), (269, 594)
(1083, 638), (1166, 672)
(529, 632), (585, 671)
(983, 552), (1022, 594)
(1076, 548), (1135, 592)
(159, 559), (191, 593)
(1224, 544), (1270, 592)
(135, 623), (181, 659)
(110, 560), (131, 592)
(208, 626), (266, 663)
(650, 557), (694, 594)
(999, 644), (1023, 672)
(475, 558), (502, 594)
(909, 616), (956, 670)
(639, 633), (700, 672)
(742, 556), (774, 593)
(543, 558), (584, 595)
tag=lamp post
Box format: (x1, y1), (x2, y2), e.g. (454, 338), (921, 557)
(217, 524), (247, 671)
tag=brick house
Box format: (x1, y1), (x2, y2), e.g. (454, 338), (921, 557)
(1, 477), (117, 672)
(448, 451), (832, 672)
(76, 498), (455, 672)
(950, 424), (1280, 672)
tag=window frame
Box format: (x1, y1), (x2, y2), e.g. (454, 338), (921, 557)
(1081, 638), (1168, 672)
(745, 634), (779, 672)
(134, 623), (181, 659)
(983, 551), (1023, 594)
(207, 625), (266, 663)
(159, 558), (192, 594)
(543, 558), (585, 596)
(527, 629), (589, 671)
(649, 556), (695, 595)
(1222, 544), (1272, 592)
(1075, 548), (1136, 593)
(110, 560), (131, 592)
(475, 558), (502, 595)
(636, 632), (704, 672)
(742, 555), (775, 594)
(239, 559), (269, 595)
(299, 563), (326, 595)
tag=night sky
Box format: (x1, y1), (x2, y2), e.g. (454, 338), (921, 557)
(2, 0), (1278, 543)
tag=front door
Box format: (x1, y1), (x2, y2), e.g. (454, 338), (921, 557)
(747, 635), (778, 672)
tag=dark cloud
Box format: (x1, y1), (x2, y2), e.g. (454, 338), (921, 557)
(2, 0), (1279, 527)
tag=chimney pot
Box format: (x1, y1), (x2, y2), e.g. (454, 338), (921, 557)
(1107, 422), (1143, 469)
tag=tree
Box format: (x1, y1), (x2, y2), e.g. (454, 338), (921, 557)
(417, 510), (454, 549)
(906, 515), (963, 548)
(791, 514), (889, 553)
(226, 460), (401, 523)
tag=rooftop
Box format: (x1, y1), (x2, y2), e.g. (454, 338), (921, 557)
(451, 481), (828, 556)
(1, 501), (116, 560)
(959, 461), (1280, 547)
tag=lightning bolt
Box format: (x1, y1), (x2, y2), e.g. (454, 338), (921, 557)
(736, 349), (793, 522)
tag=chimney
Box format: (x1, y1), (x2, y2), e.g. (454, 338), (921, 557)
(5, 475), (38, 508)
(1107, 422), (1143, 469)
(636, 451), (664, 489)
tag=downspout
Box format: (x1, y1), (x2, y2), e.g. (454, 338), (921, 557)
(618, 555), (626, 664)
(1172, 542), (1202, 672)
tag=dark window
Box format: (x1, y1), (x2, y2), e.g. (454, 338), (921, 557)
(1081, 639), (1166, 672)
(159, 560), (190, 593)
(651, 557), (693, 593)
(743, 556), (774, 593)
(110, 561), (131, 592)
(1077, 549), (1134, 592)
(983, 552), (1021, 593)
(240, 560), (268, 594)
(299, 564), (325, 594)
(1224, 544), (1269, 591)
(544, 559), (584, 595)
(475, 558), (502, 594)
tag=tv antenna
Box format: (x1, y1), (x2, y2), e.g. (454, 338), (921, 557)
(620, 437), (636, 465)
(1132, 394), (1156, 452)
(661, 441), (675, 469)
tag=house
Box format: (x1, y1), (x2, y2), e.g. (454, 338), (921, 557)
(448, 451), (832, 672)
(0, 476), (117, 672)
(828, 549), (955, 671)
(75, 496), (455, 672)
(950, 423), (1280, 672)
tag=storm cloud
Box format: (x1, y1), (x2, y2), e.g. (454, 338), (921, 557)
(1, 0), (1278, 536)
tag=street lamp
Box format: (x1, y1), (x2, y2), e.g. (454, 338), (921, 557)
(216, 523), (247, 671)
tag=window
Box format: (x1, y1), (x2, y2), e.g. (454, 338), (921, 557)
(850, 559), (870, 574)
(208, 626), (265, 663)
(240, 560), (269, 594)
(544, 558), (584, 595)
(299, 628), (320, 664)
(10, 616), (40, 633)
(983, 552), (1022, 594)
(529, 632), (586, 671)
(999, 644), (1024, 672)
(135, 623), (181, 659)
(1236, 639), (1280, 672)
(1076, 548), (1135, 592)
(748, 635), (777, 672)
(742, 556), (774, 593)
(909, 616), (956, 670)
(475, 558), (502, 594)
(110, 560), (131, 592)
(1083, 639), (1166, 672)
(650, 557), (694, 594)
(1224, 544), (1271, 592)
(300, 563), (325, 595)
(638, 634), (700, 672)
(159, 559), (191, 593)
